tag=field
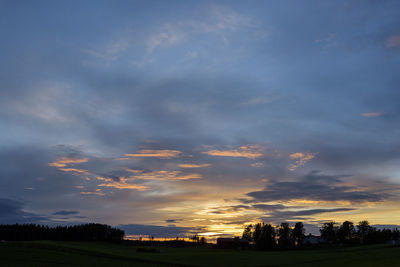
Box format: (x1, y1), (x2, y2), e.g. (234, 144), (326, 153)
(0, 241), (399, 267)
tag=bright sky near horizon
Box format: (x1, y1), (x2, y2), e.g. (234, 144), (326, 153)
(1, 0), (400, 238)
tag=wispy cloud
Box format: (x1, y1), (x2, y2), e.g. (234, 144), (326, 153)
(48, 157), (89, 168)
(289, 152), (316, 171)
(361, 112), (385, 118)
(240, 97), (272, 106)
(178, 163), (210, 168)
(58, 168), (90, 175)
(125, 149), (182, 159)
(251, 162), (264, 167)
(202, 145), (263, 159)
(128, 170), (202, 181)
(98, 177), (148, 191)
(146, 5), (253, 51)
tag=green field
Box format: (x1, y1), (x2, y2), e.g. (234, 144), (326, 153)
(0, 241), (399, 267)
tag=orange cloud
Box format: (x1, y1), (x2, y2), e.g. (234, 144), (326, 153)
(48, 157), (88, 167)
(124, 149), (182, 158)
(289, 152), (316, 171)
(361, 112), (385, 118)
(178, 163), (211, 168)
(98, 177), (148, 191)
(129, 170), (202, 180)
(202, 145), (263, 159)
(58, 168), (90, 175)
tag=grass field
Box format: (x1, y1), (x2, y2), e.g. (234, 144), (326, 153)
(0, 241), (399, 267)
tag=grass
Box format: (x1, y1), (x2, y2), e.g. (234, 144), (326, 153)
(0, 241), (399, 266)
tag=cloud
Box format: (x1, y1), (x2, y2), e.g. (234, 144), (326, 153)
(262, 208), (355, 223)
(252, 204), (287, 211)
(247, 171), (386, 203)
(0, 198), (48, 224)
(48, 157), (89, 168)
(127, 170), (202, 181)
(240, 97), (272, 106)
(178, 163), (210, 168)
(289, 152), (316, 171)
(125, 149), (182, 159)
(52, 210), (79, 216)
(147, 25), (186, 51)
(251, 162), (264, 167)
(97, 177), (148, 191)
(361, 112), (385, 118)
(165, 219), (183, 223)
(146, 5), (253, 51)
(387, 34), (400, 47)
(202, 145), (263, 159)
(58, 168), (90, 175)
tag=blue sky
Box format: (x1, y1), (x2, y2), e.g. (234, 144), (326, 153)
(1, 0), (400, 238)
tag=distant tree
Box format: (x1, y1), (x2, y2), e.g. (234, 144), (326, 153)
(242, 224), (253, 241)
(256, 224), (276, 250)
(357, 221), (374, 244)
(253, 223), (263, 244)
(291, 222), (305, 246)
(338, 221), (355, 244)
(191, 234), (200, 243)
(278, 222), (292, 248)
(320, 222), (339, 244)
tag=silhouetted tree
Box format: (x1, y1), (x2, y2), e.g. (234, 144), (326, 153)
(242, 224), (253, 241)
(256, 224), (277, 250)
(357, 221), (374, 244)
(253, 223), (263, 244)
(338, 221), (355, 244)
(278, 222), (292, 248)
(320, 222), (339, 244)
(291, 222), (305, 246)
(0, 223), (124, 241)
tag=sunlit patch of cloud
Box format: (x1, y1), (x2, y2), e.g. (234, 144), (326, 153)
(58, 168), (90, 175)
(97, 177), (148, 191)
(361, 112), (385, 118)
(178, 163), (211, 168)
(125, 149), (182, 159)
(48, 157), (89, 167)
(289, 152), (317, 171)
(251, 162), (264, 167)
(128, 170), (202, 181)
(202, 145), (263, 159)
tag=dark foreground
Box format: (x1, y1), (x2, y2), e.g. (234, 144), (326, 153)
(0, 241), (399, 266)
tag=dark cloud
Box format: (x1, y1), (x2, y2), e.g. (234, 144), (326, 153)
(252, 204), (287, 211)
(52, 210), (79, 216)
(165, 219), (183, 223)
(247, 171), (387, 203)
(262, 208), (355, 225)
(0, 198), (48, 224)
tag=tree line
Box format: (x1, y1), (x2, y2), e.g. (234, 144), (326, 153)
(0, 223), (124, 241)
(242, 220), (400, 250)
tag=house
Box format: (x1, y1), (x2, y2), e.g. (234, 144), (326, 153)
(302, 234), (326, 245)
(216, 238), (250, 249)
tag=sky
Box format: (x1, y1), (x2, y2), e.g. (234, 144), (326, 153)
(1, 0), (400, 238)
